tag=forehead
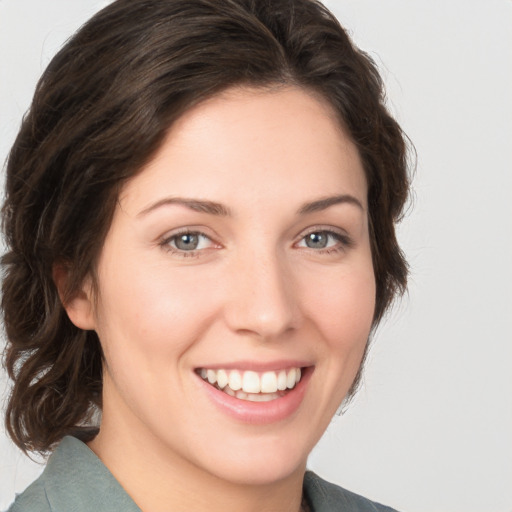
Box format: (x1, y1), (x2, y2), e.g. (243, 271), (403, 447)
(118, 86), (367, 213)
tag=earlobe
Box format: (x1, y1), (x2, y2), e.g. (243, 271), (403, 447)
(53, 264), (96, 331)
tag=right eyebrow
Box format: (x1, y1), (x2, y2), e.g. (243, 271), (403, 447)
(137, 197), (231, 217)
(297, 194), (365, 215)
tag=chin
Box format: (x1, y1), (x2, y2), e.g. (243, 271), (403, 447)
(192, 432), (312, 487)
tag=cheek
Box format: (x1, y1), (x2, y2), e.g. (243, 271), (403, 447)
(303, 265), (376, 353)
(298, 262), (375, 421)
(94, 258), (221, 364)
(92, 261), (220, 415)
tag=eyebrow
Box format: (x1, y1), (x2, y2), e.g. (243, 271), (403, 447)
(297, 194), (364, 214)
(137, 193), (364, 218)
(137, 197), (231, 217)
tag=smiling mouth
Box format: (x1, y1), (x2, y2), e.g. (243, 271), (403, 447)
(197, 367), (302, 402)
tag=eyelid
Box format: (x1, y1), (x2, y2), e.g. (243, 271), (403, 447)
(296, 224), (351, 241)
(158, 225), (219, 243)
(159, 227), (221, 256)
(294, 226), (354, 251)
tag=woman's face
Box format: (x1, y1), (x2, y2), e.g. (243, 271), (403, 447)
(79, 87), (375, 485)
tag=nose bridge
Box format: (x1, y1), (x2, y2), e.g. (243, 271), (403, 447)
(224, 240), (299, 339)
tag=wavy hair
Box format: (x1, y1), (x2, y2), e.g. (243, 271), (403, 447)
(2, 0), (411, 454)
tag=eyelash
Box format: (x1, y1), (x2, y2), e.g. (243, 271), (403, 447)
(297, 228), (353, 255)
(160, 228), (215, 258)
(159, 228), (353, 258)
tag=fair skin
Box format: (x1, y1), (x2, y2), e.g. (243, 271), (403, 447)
(65, 86), (376, 512)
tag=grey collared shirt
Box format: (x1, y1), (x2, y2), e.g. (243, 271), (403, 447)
(8, 436), (399, 512)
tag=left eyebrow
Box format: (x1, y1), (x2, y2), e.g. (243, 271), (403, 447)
(137, 197), (231, 217)
(297, 194), (365, 214)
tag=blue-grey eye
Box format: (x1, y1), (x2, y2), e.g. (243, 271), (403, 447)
(297, 230), (348, 251)
(174, 233), (200, 250)
(166, 232), (214, 252)
(304, 232), (329, 249)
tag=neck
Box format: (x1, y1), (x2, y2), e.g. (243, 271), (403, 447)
(88, 413), (306, 512)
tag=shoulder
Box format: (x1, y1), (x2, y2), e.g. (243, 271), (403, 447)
(303, 471), (400, 512)
(7, 479), (51, 512)
(5, 436), (140, 512)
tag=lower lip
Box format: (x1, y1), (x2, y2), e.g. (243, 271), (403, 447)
(196, 368), (313, 425)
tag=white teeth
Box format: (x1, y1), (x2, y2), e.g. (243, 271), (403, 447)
(256, 393), (278, 402)
(207, 369), (217, 384)
(217, 369), (228, 389)
(261, 371), (278, 393)
(247, 391), (280, 402)
(228, 370), (242, 391)
(224, 386), (235, 397)
(242, 371), (261, 393)
(286, 368), (296, 389)
(277, 370), (287, 391)
(199, 367), (303, 398)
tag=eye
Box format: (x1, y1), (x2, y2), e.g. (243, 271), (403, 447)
(303, 232), (331, 249)
(296, 230), (351, 252)
(162, 231), (215, 253)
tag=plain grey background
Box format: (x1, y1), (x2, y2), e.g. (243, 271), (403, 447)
(1, 1), (511, 511)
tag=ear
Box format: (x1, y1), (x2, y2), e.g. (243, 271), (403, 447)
(53, 264), (96, 331)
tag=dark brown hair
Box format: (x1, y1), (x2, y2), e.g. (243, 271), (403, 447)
(2, 0), (410, 454)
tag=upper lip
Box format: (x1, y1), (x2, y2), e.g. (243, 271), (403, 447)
(195, 360), (312, 372)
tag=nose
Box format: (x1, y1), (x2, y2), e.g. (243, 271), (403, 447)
(222, 247), (300, 340)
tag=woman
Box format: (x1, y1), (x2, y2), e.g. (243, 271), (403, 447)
(2, 0), (410, 510)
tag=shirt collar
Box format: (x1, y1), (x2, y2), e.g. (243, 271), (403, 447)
(40, 436), (141, 512)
